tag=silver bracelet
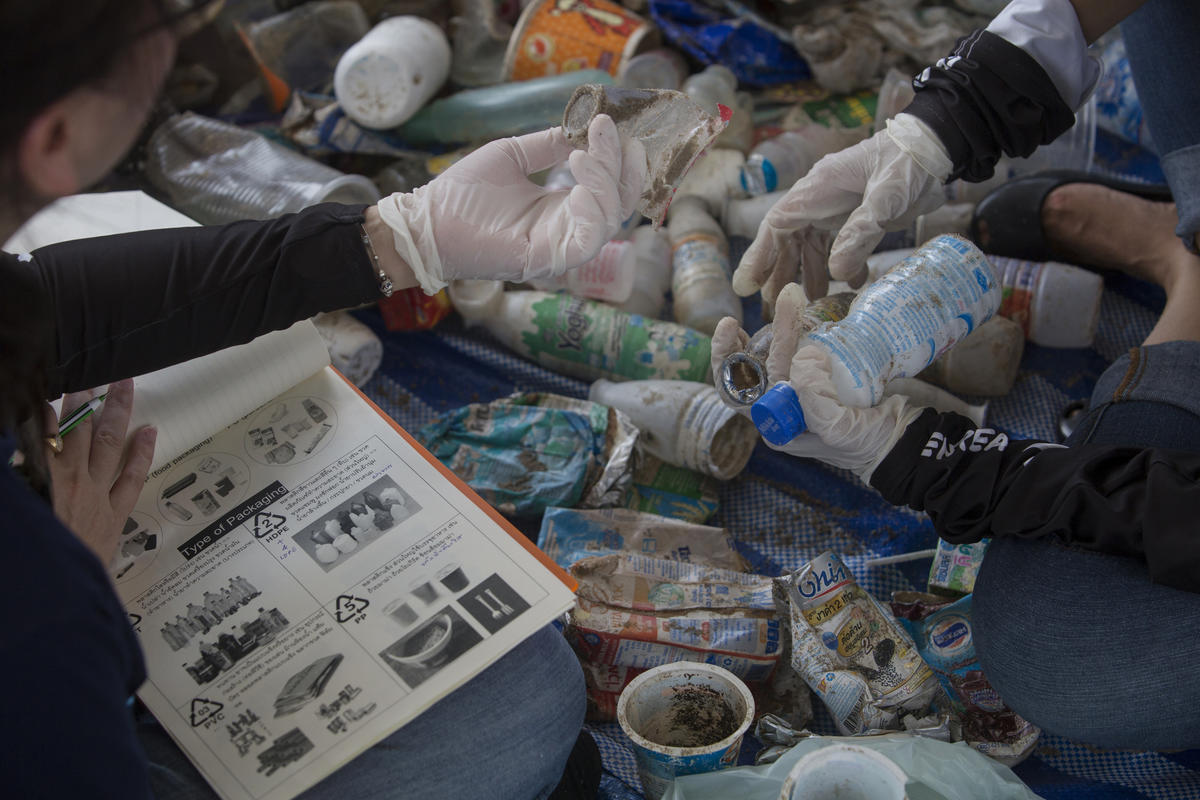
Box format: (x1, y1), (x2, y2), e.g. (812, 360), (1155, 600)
(360, 225), (394, 297)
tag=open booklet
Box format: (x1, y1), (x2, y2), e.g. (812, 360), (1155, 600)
(9, 192), (578, 800)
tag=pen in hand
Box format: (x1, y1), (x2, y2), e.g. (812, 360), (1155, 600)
(58, 392), (109, 437)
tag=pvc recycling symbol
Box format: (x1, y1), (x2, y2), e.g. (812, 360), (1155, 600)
(190, 697), (224, 727)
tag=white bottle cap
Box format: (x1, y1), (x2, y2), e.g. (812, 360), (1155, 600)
(1029, 261), (1103, 348)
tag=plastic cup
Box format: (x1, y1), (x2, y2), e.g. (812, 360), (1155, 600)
(617, 662), (754, 800)
(410, 578), (439, 605)
(437, 563), (469, 593)
(385, 598), (418, 627)
(334, 16), (452, 130)
(504, 0), (655, 82)
(778, 743), (908, 800)
(144, 113), (380, 226)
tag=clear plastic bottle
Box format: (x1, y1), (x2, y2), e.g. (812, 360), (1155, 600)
(618, 226), (673, 318)
(588, 379), (758, 480)
(447, 280), (713, 383)
(397, 69), (614, 144)
(740, 131), (816, 195)
(716, 292), (856, 407)
(666, 196), (743, 336)
(751, 235), (1000, 445)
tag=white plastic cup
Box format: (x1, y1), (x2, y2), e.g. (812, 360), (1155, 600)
(588, 379), (757, 480)
(334, 16), (452, 129)
(617, 662), (754, 800)
(778, 743), (909, 800)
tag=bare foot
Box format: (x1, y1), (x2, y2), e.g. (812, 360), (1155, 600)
(1041, 183), (1196, 289)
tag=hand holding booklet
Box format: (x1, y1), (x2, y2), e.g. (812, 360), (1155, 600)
(16, 193), (577, 800)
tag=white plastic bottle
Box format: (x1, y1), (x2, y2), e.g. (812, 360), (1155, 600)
(447, 280), (713, 383)
(529, 240), (636, 304)
(740, 131), (814, 195)
(721, 191), (789, 239)
(618, 226), (673, 318)
(674, 149), (747, 208)
(667, 196), (743, 336)
(588, 379), (758, 480)
(334, 16), (452, 129)
(919, 315), (1026, 396)
(990, 256), (1103, 348)
(751, 235), (1001, 445)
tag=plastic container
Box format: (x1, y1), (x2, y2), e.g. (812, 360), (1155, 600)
(992, 257), (1103, 348)
(531, 239), (637, 304)
(397, 69), (614, 145)
(333, 16), (452, 130)
(752, 235), (1000, 445)
(675, 149), (747, 209)
(717, 292), (856, 407)
(618, 226), (674, 318)
(779, 743), (908, 800)
(447, 280), (713, 383)
(668, 197), (743, 336)
(144, 113), (381, 225)
(721, 191), (788, 239)
(682, 65), (751, 152)
(617, 662), (755, 800)
(619, 48), (690, 91)
(449, 0), (512, 88)
(504, 0), (655, 82)
(920, 315), (1025, 396)
(740, 131), (818, 195)
(589, 379), (758, 479)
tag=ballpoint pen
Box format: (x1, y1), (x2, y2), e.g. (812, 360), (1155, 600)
(58, 392), (108, 437)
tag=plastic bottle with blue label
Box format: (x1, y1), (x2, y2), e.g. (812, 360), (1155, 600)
(751, 235), (1000, 446)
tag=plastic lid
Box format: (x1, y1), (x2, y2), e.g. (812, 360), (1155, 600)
(751, 383), (807, 445)
(739, 155), (778, 195)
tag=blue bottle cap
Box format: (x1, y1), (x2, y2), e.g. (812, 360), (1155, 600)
(760, 158), (778, 193)
(751, 383), (807, 446)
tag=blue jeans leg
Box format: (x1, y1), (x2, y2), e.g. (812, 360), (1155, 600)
(972, 342), (1200, 750)
(138, 625), (585, 799)
(1121, 0), (1200, 246)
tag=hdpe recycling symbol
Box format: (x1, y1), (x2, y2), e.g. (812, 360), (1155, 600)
(190, 697), (224, 727)
(252, 511), (286, 539)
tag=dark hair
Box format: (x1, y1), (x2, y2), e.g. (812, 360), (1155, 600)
(0, 0), (209, 481)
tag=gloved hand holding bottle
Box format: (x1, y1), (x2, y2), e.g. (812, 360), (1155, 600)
(732, 0), (1099, 307)
(369, 114), (647, 293)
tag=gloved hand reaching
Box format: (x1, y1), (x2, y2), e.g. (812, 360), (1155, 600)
(376, 114), (646, 293)
(711, 284), (923, 483)
(731, 113), (952, 308)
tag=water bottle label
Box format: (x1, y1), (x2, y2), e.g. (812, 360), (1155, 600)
(521, 295), (712, 382)
(671, 235), (733, 281)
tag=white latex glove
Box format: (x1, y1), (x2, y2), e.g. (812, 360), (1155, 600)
(711, 285), (923, 483)
(732, 113), (952, 308)
(377, 114), (646, 293)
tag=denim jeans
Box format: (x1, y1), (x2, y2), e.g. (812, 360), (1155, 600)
(1122, 0), (1200, 248)
(137, 625), (585, 799)
(972, 342), (1200, 750)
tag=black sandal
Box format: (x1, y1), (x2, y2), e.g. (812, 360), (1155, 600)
(968, 169), (1173, 261)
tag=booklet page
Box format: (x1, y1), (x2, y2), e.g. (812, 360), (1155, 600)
(113, 366), (577, 800)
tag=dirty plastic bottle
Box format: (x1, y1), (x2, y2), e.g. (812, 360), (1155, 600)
(667, 196), (743, 336)
(618, 226), (673, 318)
(717, 292), (856, 407)
(398, 69), (614, 144)
(919, 315), (1026, 396)
(674, 149), (747, 209)
(529, 240), (637, 304)
(991, 257), (1104, 349)
(740, 131), (817, 195)
(588, 379), (758, 480)
(333, 15), (452, 129)
(721, 191), (788, 239)
(751, 235), (1000, 445)
(447, 280), (713, 383)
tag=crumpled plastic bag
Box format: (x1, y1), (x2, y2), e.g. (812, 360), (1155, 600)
(648, 0), (811, 87)
(419, 392), (637, 516)
(662, 732), (1043, 800)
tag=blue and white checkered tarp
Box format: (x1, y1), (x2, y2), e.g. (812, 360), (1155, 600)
(353, 241), (1198, 800)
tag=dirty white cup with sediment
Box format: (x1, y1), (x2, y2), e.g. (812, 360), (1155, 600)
(617, 662), (754, 800)
(778, 743), (909, 800)
(588, 379), (757, 480)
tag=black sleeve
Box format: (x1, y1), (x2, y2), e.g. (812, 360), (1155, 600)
(870, 409), (1200, 593)
(904, 30), (1077, 182)
(13, 202), (382, 397)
